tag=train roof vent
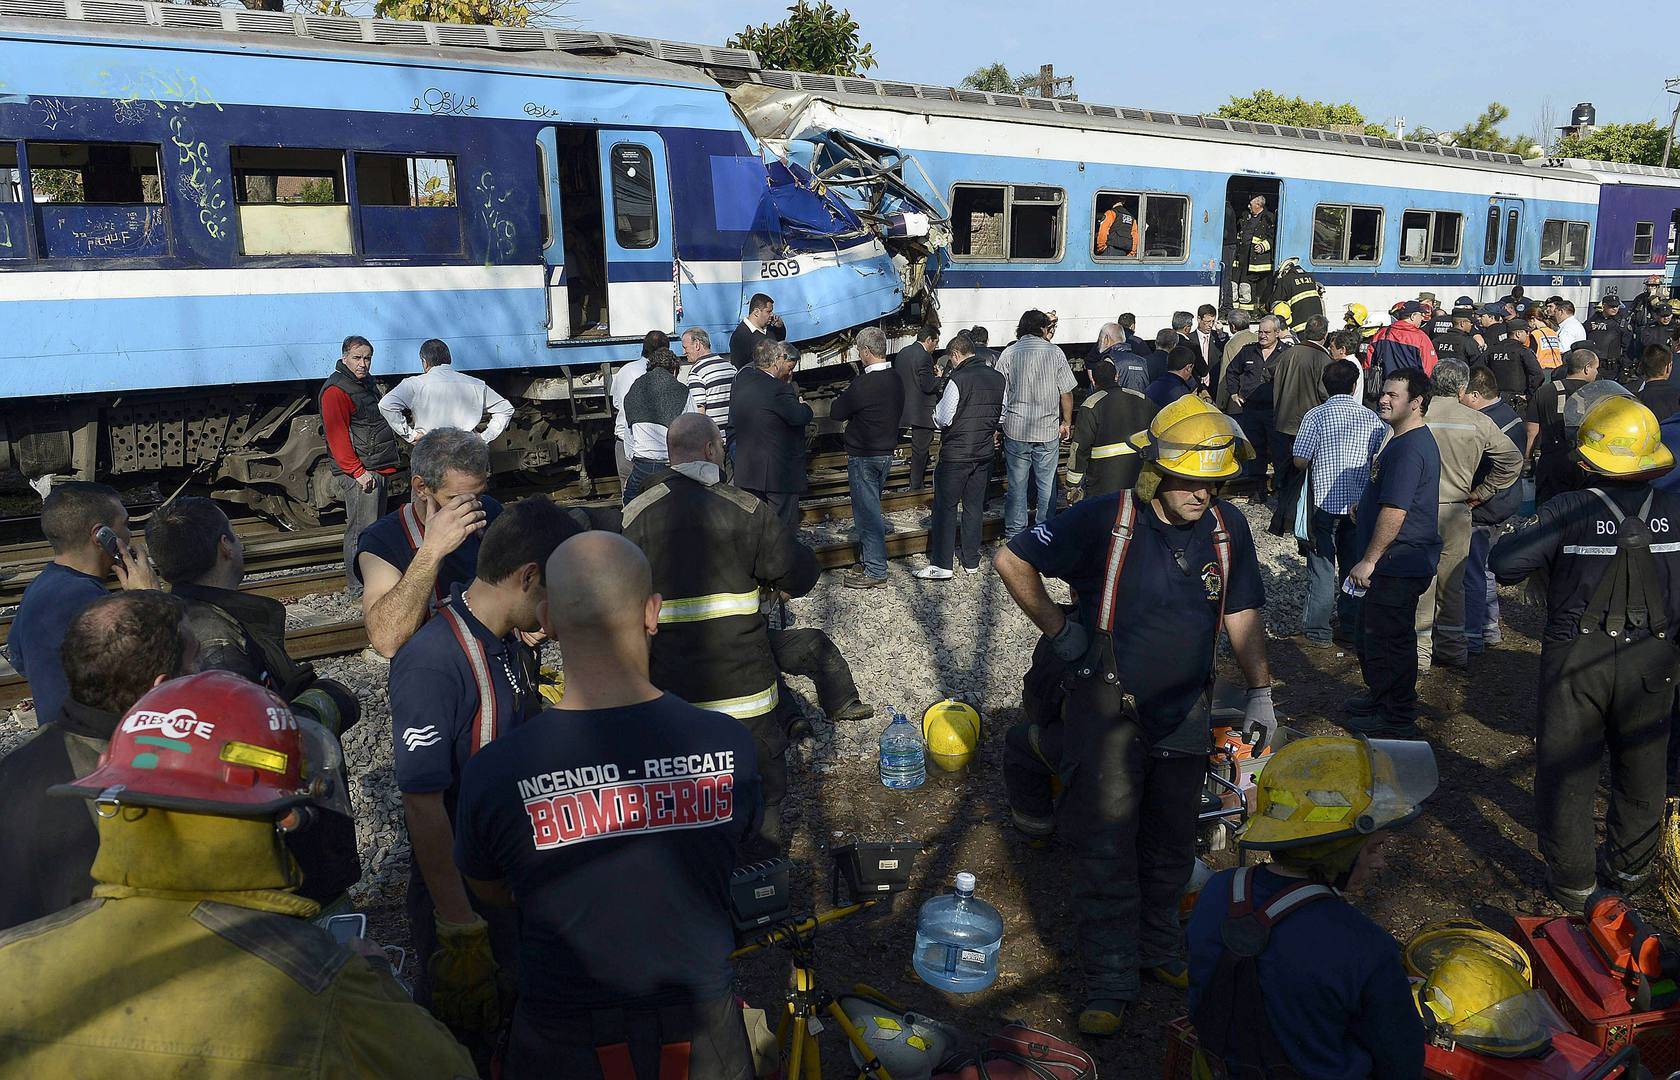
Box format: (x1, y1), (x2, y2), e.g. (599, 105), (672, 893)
(1059, 101), (1090, 115)
(1549, 157), (1680, 180)
(79, 0), (144, 21)
(434, 23), (492, 46)
(369, 20), (428, 43)
(1025, 97), (1055, 111)
(0, 0), (66, 16)
(1120, 107), (1147, 121)
(954, 90), (990, 104)
(1090, 104), (1118, 118)
(302, 15), (361, 40)
(603, 33), (654, 54)
(492, 26), (546, 48)
(761, 69), (799, 89)
(991, 95), (1024, 109)
(1300, 128), (1321, 140)
(654, 41), (705, 64)
(880, 81), (918, 98)
(799, 74), (840, 92)
(233, 9), (295, 33)
(155, 4), (221, 28)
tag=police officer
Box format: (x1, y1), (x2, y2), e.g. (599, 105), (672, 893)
(1476, 304), (1509, 350)
(1637, 301), (1676, 357)
(1431, 301), (1486, 366)
(0, 672), (476, 1079)
(1585, 294), (1635, 384)
(1424, 293), (1455, 340)
(1187, 734), (1435, 1078)
(997, 395), (1274, 1035)
(1066, 358), (1157, 500)
(1483, 317), (1543, 408)
(1491, 396), (1680, 908)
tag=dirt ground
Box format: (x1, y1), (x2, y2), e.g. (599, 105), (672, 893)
(359, 567), (1609, 1080)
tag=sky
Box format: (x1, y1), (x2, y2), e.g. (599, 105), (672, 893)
(575, 0), (1680, 144)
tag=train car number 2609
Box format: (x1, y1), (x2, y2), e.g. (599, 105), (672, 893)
(760, 258), (802, 279)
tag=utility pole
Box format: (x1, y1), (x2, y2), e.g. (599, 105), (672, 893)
(1664, 78), (1680, 169)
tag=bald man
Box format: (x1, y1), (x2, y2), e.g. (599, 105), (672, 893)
(452, 532), (761, 1079)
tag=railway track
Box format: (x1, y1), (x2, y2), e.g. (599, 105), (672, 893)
(0, 514), (1004, 710)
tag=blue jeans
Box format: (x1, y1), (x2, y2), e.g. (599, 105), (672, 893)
(1003, 437), (1059, 540)
(847, 454), (892, 578)
(1303, 508), (1359, 643)
(1465, 525), (1502, 650)
(622, 457), (664, 505)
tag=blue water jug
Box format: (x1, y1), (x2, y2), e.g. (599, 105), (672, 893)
(912, 871), (1003, 992)
(878, 707), (925, 790)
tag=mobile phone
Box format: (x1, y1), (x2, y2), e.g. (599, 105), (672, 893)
(326, 912), (367, 946)
(93, 525), (124, 564)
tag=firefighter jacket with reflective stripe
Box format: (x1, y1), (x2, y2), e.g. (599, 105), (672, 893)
(0, 810), (476, 1080)
(1237, 211), (1276, 273)
(623, 471), (820, 720)
(1067, 386), (1156, 497)
(1491, 481), (1680, 643)
(1271, 262), (1324, 331)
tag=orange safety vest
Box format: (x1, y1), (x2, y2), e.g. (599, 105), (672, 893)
(1097, 209), (1140, 257)
(1530, 325), (1563, 369)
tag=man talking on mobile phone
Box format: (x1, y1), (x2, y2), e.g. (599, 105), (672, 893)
(9, 481), (157, 727)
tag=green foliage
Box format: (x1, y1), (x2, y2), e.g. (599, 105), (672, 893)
(290, 177), (339, 204)
(1451, 102), (1532, 155)
(728, 1), (876, 77)
(1554, 121), (1671, 166)
(1213, 89), (1373, 131)
(374, 0), (533, 25)
(960, 63), (1038, 96)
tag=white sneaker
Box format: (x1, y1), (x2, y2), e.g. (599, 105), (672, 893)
(962, 564), (982, 575)
(913, 565), (954, 580)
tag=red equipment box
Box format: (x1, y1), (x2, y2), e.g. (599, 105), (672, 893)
(1517, 914), (1680, 1073)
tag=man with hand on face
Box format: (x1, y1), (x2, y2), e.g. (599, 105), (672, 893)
(996, 395), (1273, 1037)
(9, 481), (158, 728)
(389, 499), (584, 1054)
(356, 428), (496, 658)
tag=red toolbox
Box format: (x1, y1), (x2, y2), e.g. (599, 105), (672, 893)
(1517, 913), (1680, 1073)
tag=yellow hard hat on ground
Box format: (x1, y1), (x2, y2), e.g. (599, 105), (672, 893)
(1404, 920), (1533, 984)
(1576, 396), (1676, 480)
(922, 700), (981, 772)
(1415, 945), (1569, 1058)
(1344, 302), (1369, 327)
(1240, 734), (1438, 851)
(1126, 397), (1253, 481)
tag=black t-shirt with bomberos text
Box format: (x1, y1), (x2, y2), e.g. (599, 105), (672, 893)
(453, 693), (760, 1012)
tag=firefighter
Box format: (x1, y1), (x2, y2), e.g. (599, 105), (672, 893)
(1234, 196), (1277, 313)
(1491, 396), (1680, 908)
(997, 396), (1274, 1035)
(621, 412), (819, 857)
(0, 672), (477, 1079)
(1270, 258), (1324, 333)
(1065, 357), (1158, 500)
(1186, 734), (1435, 1079)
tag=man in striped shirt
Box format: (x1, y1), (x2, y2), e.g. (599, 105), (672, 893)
(999, 309), (1075, 539)
(683, 326), (734, 440)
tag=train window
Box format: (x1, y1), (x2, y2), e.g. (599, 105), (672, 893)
(1, 145), (19, 203)
(231, 147), (351, 256)
(1504, 209), (1520, 263)
(1311, 203), (1382, 264)
(355, 154), (457, 206)
(1482, 206), (1500, 263)
(1093, 192), (1188, 261)
(1008, 185), (1063, 261)
(1540, 219), (1589, 269)
(25, 142), (162, 204)
(952, 184), (1006, 258)
(1400, 210), (1461, 266)
(1633, 221), (1655, 264)
(609, 143), (657, 249)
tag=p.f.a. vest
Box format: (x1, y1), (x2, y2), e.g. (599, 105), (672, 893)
(1537, 483), (1680, 644)
(1585, 314), (1631, 366)
(940, 361), (1007, 463)
(319, 364), (400, 476)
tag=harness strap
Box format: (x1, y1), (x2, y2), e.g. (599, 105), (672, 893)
(1096, 492), (1139, 634)
(399, 503), (449, 608)
(1210, 506), (1233, 653)
(1581, 489), (1668, 637)
(440, 603), (498, 755)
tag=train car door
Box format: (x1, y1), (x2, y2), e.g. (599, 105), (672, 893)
(597, 132), (675, 336)
(1221, 176), (1282, 314)
(1479, 197), (1523, 297)
(536, 128), (571, 343)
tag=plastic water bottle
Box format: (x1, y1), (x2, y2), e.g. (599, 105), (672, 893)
(878, 707), (926, 790)
(913, 872), (1004, 992)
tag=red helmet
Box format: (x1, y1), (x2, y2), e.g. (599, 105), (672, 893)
(53, 671), (349, 818)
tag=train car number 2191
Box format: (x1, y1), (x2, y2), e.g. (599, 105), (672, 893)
(760, 258), (802, 279)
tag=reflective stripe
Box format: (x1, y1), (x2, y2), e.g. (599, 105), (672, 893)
(441, 604), (498, 754)
(399, 503), (448, 608)
(691, 683), (780, 720)
(1653, 543), (1680, 553)
(1089, 442), (1135, 460)
(1562, 545), (1618, 556)
(657, 590), (762, 624)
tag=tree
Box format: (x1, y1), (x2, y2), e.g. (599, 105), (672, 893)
(174, 0), (569, 26)
(1451, 102), (1533, 155)
(960, 63), (1037, 96)
(728, 1), (876, 77)
(1554, 121), (1670, 166)
(1213, 89), (1387, 137)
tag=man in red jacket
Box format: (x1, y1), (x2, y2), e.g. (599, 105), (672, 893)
(320, 335), (402, 595)
(1366, 302), (1439, 380)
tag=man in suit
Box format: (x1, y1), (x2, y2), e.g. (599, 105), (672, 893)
(731, 338), (812, 531)
(1189, 304), (1230, 391)
(730, 293), (775, 368)
(894, 324), (942, 491)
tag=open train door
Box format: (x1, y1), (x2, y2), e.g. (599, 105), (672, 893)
(597, 132), (676, 336)
(1221, 175), (1282, 316)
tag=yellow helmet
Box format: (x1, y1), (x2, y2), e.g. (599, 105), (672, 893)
(922, 700), (981, 772)
(1404, 920), (1533, 984)
(1576, 396), (1676, 479)
(1415, 946), (1569, 1058)
(1344, 302), (1369, 327)
(1271, 302), (1293, 322)
(1126, 396), (1253, 481)
(1240, 734), (1438, 851)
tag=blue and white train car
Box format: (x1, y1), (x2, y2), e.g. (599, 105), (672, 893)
(734, 75), (1602, 346)
(0, 1), (904, 522)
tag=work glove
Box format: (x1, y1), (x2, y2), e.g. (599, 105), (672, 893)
(1242, 686), (1278, 753)
(428, 914), (501, 1035)
(1050, 617), (1090, 663)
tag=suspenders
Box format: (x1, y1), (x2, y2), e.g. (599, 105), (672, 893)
(440, 603), (499, 754)
(398, 503), (450, 608)
(1096, 492), (1235, 646)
